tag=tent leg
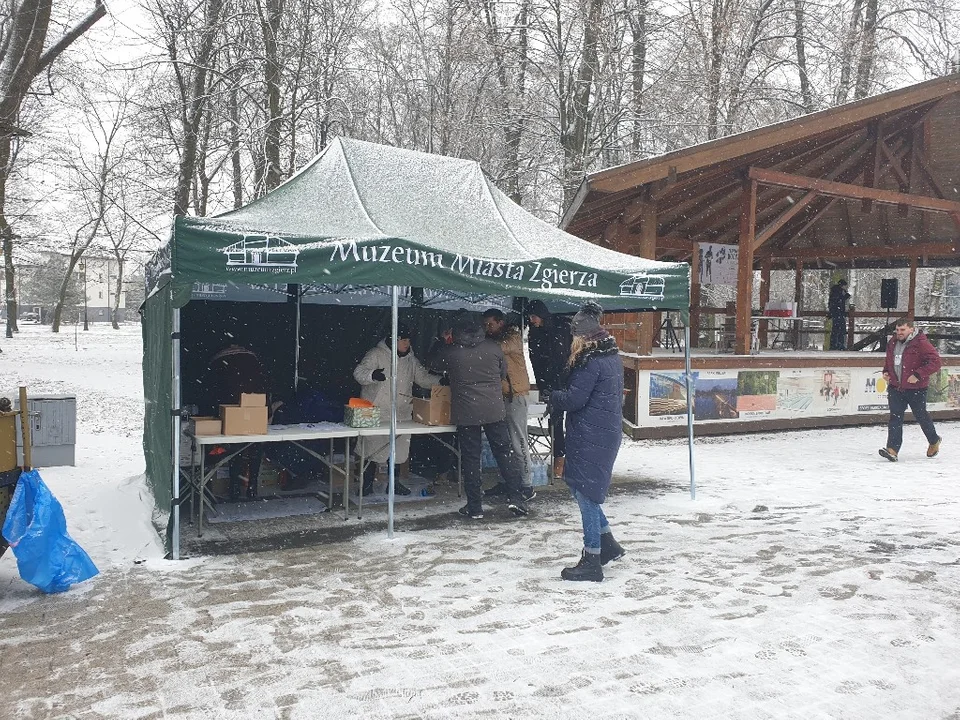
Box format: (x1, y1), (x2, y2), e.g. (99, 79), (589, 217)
(684, 325), (695, 500)
(171, 306), (181, 560)
(387, 286), (399, 538)
(294, 285), (302, 392)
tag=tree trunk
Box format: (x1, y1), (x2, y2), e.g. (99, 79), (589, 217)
(629, 0), (648, 158)
(172, 0), (223, 216)
(853, 0), (878, 100)
(52, 254), (82, 333)
(257, 0), (285, 192)
(794, 0), (813, 112)
(560, 0), (604, 205)
(706, 0), (726, 140)
(230, 84), (243, 209)
(834, 0), (863, 104)
(112, 257), (124, 329)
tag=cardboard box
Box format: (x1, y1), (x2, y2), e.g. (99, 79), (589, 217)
(220, 404), (268, 435)
(190, 416), (222, 436)
(240, 392), (267, 407)
(412, 386), (451, 426)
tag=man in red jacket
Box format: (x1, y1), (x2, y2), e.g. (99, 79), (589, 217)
(879, 318), (942, 461)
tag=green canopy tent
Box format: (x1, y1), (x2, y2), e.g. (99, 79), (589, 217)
(143, 138), (693, 558)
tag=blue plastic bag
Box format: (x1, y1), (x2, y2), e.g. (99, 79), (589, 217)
(1, 469), (99, 593)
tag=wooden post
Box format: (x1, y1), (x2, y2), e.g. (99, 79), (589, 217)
(18, 386), (31, 470)
(759, 257), (771, 348)
(690, 243), (701, 348)
(636, 192), (658, 355)
(735, 180), (758, 355)
(908, 257), (918, 317)
(793, 260), (804, 349)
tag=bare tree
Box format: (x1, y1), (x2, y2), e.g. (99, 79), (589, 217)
(0, 0), (106, 337)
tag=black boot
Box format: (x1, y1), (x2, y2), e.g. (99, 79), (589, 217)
(361, 461), (378, 496)
(599, 532), (625, 566)
(393, 480), (412, 496)
(561, 550), (603, 582)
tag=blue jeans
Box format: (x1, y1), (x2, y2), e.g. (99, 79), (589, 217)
(571, 487), (610, 553)
(885, 386), (939, 452)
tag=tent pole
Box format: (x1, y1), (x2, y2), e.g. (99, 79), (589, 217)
(294, 286), (302, 392)
(684, 324), (695, 500)
(171, 304), (181, 560)
(387, 285), (399, 538)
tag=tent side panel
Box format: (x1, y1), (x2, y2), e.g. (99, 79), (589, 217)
(142, 286), (174, 545)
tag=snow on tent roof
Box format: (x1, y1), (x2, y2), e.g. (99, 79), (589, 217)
(153, 138), (689, 316)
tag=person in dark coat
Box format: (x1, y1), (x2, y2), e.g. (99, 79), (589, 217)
(206, 344), (269, 500)
(548, 302), (625, 582)
(527, 299), (572, 478)
(428, 312), (528, 519)
(879, 317), (942, 462)
(828, 279), (851, 350)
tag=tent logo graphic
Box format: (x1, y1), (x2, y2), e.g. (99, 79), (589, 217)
(222, 235), (301, 272)
(619, 273), (665, 300)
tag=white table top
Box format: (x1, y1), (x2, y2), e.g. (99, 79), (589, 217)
(192, 421), (358, 445)
(357, 420), (458, 436)
(191, 419), (460, 444)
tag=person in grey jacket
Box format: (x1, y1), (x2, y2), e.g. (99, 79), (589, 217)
(428, 312), (528, 519)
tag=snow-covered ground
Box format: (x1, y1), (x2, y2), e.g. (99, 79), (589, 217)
(2, 323), (959, 719)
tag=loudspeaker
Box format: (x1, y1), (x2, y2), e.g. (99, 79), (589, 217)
(880, 278), (899, 309)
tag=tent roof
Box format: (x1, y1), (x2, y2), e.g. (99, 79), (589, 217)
(151, 138), (689, 315)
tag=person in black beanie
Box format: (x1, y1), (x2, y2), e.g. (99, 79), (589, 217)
(548, 302), (626, 582)
(527, 299), (572, 478)
(428, 312), (528, 519)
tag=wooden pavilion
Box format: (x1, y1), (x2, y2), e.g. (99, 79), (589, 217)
(562, 73), (960, 437)
(563, 72), (960, 356)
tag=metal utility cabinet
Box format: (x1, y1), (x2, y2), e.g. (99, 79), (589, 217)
(16, 395), (77, 467)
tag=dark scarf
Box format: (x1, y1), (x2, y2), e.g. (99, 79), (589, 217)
(569, 335), (619, 371)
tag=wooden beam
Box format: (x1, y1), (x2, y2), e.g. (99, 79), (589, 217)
(756, 242), (958, 261)
(637, 195), (658, 355)
(861, 121), (880, 212)
(752, 190), (820, 251)
(908, 257), (918, 317)
(793, 260), (804, 349)
(748, 167), (960, 215)
(735, 180), (758, 355)
(759, 257), (772, 348)
(690, 244), (702, 348)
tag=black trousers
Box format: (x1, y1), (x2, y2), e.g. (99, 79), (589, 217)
(829, 315), (847, 350)
(549, 407), (566, 458)
(885, 386), (939, 452)
(459, 420), (524, 512)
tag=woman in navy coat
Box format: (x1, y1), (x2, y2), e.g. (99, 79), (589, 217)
(548, 302), (626, 582)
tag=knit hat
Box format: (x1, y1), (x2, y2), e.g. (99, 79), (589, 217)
(570, 301), (607, 340)
(528, 299), (550, 319)
(384, 322), (411, 347)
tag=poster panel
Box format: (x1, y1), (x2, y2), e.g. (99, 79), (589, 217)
(695, 243), (738, 286)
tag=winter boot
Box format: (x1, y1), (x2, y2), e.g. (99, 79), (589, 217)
(927, 437), (942, 458)
(393, 480), (412, 496)
(879, 448), (898, 462)
(457, 505), (484, 520)
(361, 461), (378, 496)
(484, 483), (508, 497)
(507, 498), (529, 516)
(599, 532), (626, 566)
(561, 550), (603, 582)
